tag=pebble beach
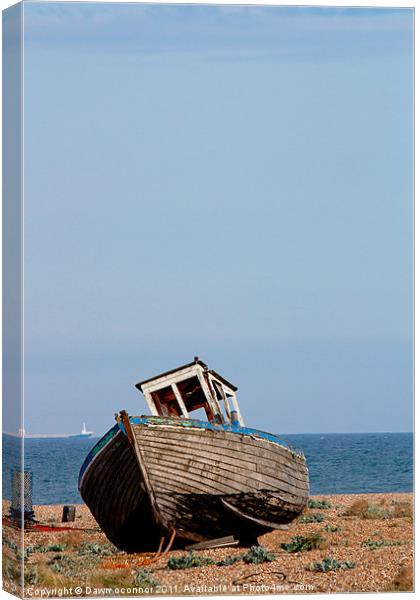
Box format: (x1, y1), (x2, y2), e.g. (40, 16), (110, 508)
(2, 493), (413, 596)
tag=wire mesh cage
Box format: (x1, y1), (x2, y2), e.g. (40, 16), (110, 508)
(10, 468), (35, 522)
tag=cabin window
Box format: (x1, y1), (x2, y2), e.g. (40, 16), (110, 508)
(176, 376), (208, 413)
(148, 376), (216, 420)
(151, 387), (180, 417)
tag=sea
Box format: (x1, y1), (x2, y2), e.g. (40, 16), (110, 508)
(2, 431), (413, 505)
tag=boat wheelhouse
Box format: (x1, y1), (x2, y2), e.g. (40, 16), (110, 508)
(136, 357), (244, 425)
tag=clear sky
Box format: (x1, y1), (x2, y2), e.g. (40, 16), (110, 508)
(21, 2), (413, 435)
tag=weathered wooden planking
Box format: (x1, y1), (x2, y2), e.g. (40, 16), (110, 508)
(137, 432), (308, 481)
(133, 426), (309, 491)
(143, 451), (307, 501)
(137, 421), (305, 458)
(135, 425), (308, 476)
(135, 430), (308, 486)
(143, 447), (307, 496)
(138, 440), (309, 492)
(136, 436), (296, 494)
(136, 422), (307, 460)
(135, 426), (308, 479)
(149, 464), (306, 506)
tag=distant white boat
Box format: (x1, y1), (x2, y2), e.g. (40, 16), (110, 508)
(69, 423), (94, 439)
(4, 423), (94, 439)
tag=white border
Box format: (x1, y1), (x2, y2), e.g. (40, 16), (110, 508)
(0, 2), (415, 600)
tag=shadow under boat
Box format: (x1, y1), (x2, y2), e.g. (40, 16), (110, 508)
(78, 358), (309, 552)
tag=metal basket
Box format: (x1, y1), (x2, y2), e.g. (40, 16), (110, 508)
(10, 468), (35, 522)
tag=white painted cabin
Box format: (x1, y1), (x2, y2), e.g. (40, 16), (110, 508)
(136, 357), (244, 426)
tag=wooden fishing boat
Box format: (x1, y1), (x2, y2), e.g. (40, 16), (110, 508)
(79, 358), (309, 552)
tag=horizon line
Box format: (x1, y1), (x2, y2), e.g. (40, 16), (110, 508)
(2, 429), (413, 438)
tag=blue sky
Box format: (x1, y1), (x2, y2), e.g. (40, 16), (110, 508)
(20, 2), (413, 434)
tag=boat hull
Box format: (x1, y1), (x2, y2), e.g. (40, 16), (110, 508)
(79, 417), (309, 551)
